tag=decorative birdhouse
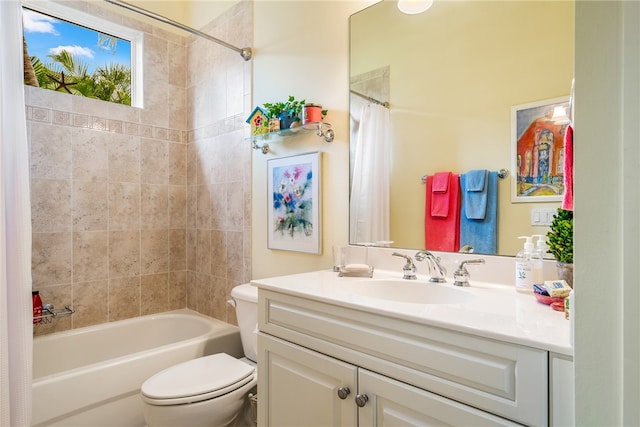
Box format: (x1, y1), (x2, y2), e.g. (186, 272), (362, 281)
(246, 106), (270, 136)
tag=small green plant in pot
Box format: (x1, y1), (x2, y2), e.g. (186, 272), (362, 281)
(546, 208), (574, 288)
(263, 95), (305, 129)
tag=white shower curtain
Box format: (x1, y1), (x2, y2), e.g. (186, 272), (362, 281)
(1, 1), (34, 425)
(349, 101), (390, 245)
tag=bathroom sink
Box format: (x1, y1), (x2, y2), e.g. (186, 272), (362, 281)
(343, 279), (476, 304)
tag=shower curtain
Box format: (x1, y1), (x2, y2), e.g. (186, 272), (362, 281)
(349, 101), (390, 245)
(1, 1), (34, 425)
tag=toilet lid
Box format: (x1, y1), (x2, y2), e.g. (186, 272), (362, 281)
(141, 353), (255, 401)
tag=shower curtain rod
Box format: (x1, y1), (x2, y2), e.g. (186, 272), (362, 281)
(350, 90), (390, 109)
(103, 0), (252, 61)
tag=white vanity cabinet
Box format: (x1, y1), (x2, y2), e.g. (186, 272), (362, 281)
(257, 288), (556, 426)
(259, 334), (520, 426)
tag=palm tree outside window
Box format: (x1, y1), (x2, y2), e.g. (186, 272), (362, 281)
(22, 5), (136, 106)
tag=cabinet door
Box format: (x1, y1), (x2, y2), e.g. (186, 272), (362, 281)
(358, 369), (520, 427)
(550, 353), (574, 426)
(258, 334), (358, 427)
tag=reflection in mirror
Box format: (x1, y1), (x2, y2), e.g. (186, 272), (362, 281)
(349, 0), (574, 256)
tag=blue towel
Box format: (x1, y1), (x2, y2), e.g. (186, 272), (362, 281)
(464, 169), (488, 219)
(460, 171), (498, 254)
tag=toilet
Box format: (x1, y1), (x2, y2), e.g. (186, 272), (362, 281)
(140, 284), (258, 427)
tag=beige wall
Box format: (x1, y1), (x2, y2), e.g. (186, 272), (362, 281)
(29, 0), (252, 334)
(128, 0), (238, 31)
(250, 0), (375, 279)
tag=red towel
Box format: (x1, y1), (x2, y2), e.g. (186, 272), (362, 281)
(562, 125), (574, 211)
(431, 172), (451, 217)
(425, 173), (460, 251)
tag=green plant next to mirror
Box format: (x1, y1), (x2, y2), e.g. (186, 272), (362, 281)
(263, 95), (305, 129)
(546, 208), (573, 263)
(547, 208), (573, 287)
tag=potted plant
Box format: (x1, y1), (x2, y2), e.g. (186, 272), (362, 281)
(546, 208), (573, 288)
(264, 95), (305, 129)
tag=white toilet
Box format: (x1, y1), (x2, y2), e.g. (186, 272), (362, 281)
(141, 284), (258, 427)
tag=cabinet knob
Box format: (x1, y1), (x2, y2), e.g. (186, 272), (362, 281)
(337, 387), (350, 400)
(355, 394), (369, 407)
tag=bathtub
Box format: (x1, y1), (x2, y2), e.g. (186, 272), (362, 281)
(32, 309), (243, 427)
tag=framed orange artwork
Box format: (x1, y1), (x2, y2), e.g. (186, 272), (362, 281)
(511, 96), (570, 203)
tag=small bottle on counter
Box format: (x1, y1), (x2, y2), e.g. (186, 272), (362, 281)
(32, 290), (42, 324)
(515, 236), (542, 292)
(567, 290), (574, 347)
(533, 234), (549, 281)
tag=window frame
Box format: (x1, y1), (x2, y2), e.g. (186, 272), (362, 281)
(22, 0), (144, 108)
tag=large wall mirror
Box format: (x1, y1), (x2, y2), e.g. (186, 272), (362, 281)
(349, 0), (574, 256)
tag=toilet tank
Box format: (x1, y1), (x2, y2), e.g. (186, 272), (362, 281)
(230, 284), (258, 362)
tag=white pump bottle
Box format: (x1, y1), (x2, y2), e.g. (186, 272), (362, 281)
(515, 236), (542, 292)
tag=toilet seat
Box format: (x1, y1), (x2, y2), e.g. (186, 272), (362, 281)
(141, 353), (256, 406)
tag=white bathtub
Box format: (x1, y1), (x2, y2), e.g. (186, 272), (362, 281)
(32, 309), (243, 427)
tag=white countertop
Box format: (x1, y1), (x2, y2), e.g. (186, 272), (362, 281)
(252, 269), (573, 356)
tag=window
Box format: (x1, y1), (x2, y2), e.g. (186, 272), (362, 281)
(22, 1), (143, 107)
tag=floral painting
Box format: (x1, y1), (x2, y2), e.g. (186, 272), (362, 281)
(511, 96), (570, 202)
(267, 152), (321, 253)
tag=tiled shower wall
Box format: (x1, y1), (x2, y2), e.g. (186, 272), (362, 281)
(185, 2), (252, 325)
(29, 1), (252, 334)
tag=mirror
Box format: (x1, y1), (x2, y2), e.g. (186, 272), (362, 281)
(349, 0), (574, 256)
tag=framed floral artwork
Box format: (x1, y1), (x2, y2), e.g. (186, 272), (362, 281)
(511, 96), (570, 202)
(267, 152), (321, 253)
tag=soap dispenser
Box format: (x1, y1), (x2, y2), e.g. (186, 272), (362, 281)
(531, 234), (549, 284)
(533, 234), (548, 259)
(515, 236), (542, 293)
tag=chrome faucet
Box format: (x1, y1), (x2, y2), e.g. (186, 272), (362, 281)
(415, 250), (447, 283)
(453, 259), (485, 287)
(392, 252), (417, 280)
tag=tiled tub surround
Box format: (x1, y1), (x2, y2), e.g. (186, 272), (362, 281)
(28, 0), (252, 335)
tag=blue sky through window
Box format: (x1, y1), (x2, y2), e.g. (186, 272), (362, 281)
(22, 8), (131, 74)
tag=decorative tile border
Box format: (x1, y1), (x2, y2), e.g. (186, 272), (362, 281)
(187, 113), (247, 143)
(26, 105), (187, 144)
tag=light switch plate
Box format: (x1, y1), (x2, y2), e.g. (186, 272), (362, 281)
(530, 208), (556, 226)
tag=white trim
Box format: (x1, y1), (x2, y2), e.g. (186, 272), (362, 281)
(21, 0), (143, 108)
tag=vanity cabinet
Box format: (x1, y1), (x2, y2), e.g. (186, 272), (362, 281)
(260, 334), (519, 426)
(257, 289), (553, 426)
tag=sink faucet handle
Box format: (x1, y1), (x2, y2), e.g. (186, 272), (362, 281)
(392, 252), (417, 280)
(453, 258), (485, 287)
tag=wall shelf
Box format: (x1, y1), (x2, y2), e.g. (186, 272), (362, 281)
(251, 122), (335, 154)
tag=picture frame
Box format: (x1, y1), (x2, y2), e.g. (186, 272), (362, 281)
(267, 152), (321, 253)
(511, 96), (570, 203)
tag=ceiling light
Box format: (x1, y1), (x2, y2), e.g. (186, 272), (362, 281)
(397, 0), (434, 14)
